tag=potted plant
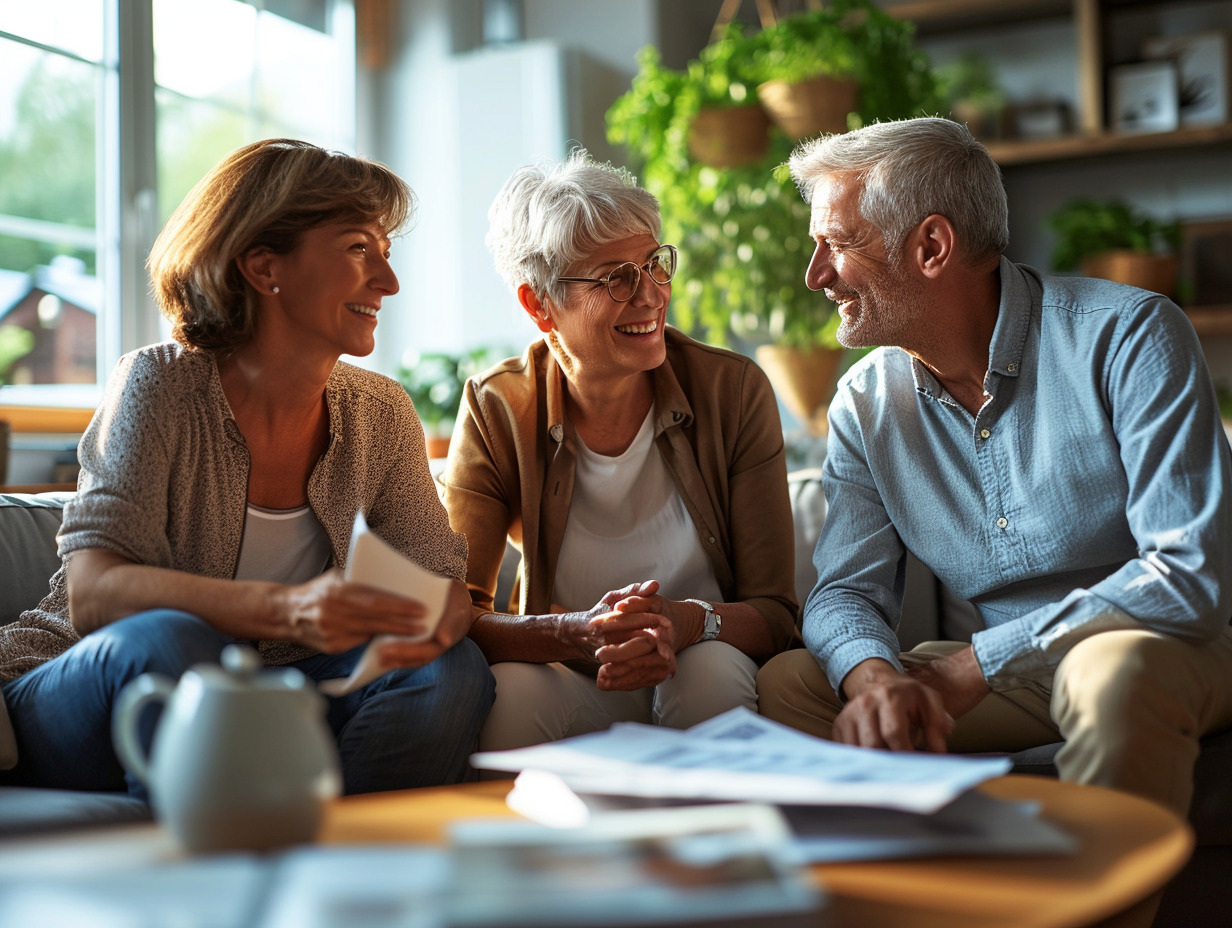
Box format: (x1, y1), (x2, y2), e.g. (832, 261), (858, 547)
(0, 325), (35, 486)
(1047, 198), (1182, 297)
(607, 0), (939, 433)
(748, 0), (934, 140)
(398, 346), (511, 458)
(686, 26), (774, 169)
(936, 52), (1006, 140)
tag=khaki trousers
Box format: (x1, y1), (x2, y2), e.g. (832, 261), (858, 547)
(757, 626), (1232, 817)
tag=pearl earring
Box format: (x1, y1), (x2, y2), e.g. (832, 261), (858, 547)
(271, 286), (280, 294)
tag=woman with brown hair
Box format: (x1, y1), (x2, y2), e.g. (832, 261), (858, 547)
(0, 139), (494, 797)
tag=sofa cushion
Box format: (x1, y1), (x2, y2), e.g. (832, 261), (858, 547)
(0, 492), (68, 625)
(0, 787), (150, 837)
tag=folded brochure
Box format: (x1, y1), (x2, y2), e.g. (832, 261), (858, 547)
(319, 511), (451, 696)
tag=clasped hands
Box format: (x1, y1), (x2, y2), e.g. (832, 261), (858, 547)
(833, 647), (990, 753)
(557, 580), (695, 692)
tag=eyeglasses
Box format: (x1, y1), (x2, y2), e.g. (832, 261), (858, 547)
(557, 244), (678, 303)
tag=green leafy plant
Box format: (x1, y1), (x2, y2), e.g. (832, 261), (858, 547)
(1047, 199), (1181, 271)
(0, 325), (34, 386)
(937, 52), (1005, 116)
(1217, 382), (1232, 422)
(606, 0), (939, 349)
(398, 346), (511, 436)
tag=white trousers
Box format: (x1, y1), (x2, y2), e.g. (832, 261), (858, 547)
(477, 641), (759, 754)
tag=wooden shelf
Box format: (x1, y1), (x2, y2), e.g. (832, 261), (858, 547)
(889, 0), (1232, 166)
(885, 0), (1072, 33)
(984, 123), (1232, 167)
(1186, 307), (1232, 337)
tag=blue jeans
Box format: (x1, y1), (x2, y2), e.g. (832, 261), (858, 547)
(1, 610), (495, 797)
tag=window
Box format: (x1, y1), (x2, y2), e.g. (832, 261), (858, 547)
(0, 0), (355, 408)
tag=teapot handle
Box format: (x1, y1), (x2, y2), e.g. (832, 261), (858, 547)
(111, 673), (175, 787)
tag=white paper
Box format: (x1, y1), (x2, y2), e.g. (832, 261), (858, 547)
(507, 770), (1076, 863)
(445, 804), (823, 928)
(258, 846), (450, 928)
(472, 707), (1013, 814)
(319, 512), (452, 696)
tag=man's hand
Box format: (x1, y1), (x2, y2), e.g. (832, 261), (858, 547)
(833, 658), (954, 752)
(904, 645), (990, 719)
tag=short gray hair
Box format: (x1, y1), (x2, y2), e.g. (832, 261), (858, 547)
(788, 117), (1008, 263)
(486, 149), (662, 306)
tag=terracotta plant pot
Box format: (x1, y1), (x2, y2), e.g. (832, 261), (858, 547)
(756, 75), (860, 140)
(424, 433), (451, 460)
(755, 344), (845, 436)
(1081, 250), (1179, 298)
(688, 104), (771, 169)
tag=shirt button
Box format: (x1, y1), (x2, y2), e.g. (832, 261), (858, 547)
(996, 517), (1009, 529)
(708, 536), (716, 544)
(979, 428), (990, 439)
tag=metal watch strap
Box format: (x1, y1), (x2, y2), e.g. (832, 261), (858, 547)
(685, 598), (721, 642)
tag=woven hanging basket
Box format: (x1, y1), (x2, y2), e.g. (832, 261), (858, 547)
(688, 104), (772, 169)
(756, 75), (860, 139)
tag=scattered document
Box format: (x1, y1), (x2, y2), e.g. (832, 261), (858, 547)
(445, 803), (824, 927)
(507, 770), (1076, 863)
(319, 512), (452, 696)
(259, 845), (450, 928)
(472, 707), (1013, 814)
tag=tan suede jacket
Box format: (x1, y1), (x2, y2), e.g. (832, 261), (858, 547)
(439, 327), (799, 661)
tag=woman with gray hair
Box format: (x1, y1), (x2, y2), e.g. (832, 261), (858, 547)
(440, 149), (798, 754)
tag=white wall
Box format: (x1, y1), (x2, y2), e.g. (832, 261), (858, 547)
(364, 0), (672, 372)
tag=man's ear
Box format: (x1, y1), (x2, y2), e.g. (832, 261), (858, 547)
(908, 214), (956, 280)
(518, 283), (554, 333)
(235, 246), (279, 295)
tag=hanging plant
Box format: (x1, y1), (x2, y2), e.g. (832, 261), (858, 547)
(607, 0), (940, 349)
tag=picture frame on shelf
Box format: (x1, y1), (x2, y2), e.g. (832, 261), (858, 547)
(1109, 61), (1179, 134)
(1143, 31), (1229, 128)
(1180, 219), (1232, 309)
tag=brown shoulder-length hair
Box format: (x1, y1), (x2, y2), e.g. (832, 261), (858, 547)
(148, 138), (414, 353)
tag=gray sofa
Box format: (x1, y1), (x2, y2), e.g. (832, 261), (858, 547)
(0, 492), (151, 835)
(1, 479), (1229, 923)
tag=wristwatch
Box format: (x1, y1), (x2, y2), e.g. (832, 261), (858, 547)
(686, 599), (722, 642)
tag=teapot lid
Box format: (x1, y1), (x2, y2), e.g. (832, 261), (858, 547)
(191, 644), (310, 692)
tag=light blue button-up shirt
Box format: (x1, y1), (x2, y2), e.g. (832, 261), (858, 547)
(805, 258), (1232, 693)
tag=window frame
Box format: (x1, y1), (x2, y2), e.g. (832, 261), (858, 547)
(0, 0), (356, 413)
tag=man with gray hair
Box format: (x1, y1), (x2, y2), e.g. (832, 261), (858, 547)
(757, 117), (1232, 821)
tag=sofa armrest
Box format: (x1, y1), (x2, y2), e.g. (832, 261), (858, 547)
(0, 687), (16, 770)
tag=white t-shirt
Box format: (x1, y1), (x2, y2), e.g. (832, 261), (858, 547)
(233, 503), (333, 585)
(552, 407), (721, 612)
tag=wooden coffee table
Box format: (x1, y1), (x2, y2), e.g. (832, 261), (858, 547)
(319, 774), (1193, 928)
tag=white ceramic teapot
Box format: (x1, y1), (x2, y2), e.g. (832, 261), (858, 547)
(112, 644), (342, 853)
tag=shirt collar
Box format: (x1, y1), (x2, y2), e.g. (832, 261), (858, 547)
(910, 256), (1035, 401)
(987, 256), (1038, 379)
